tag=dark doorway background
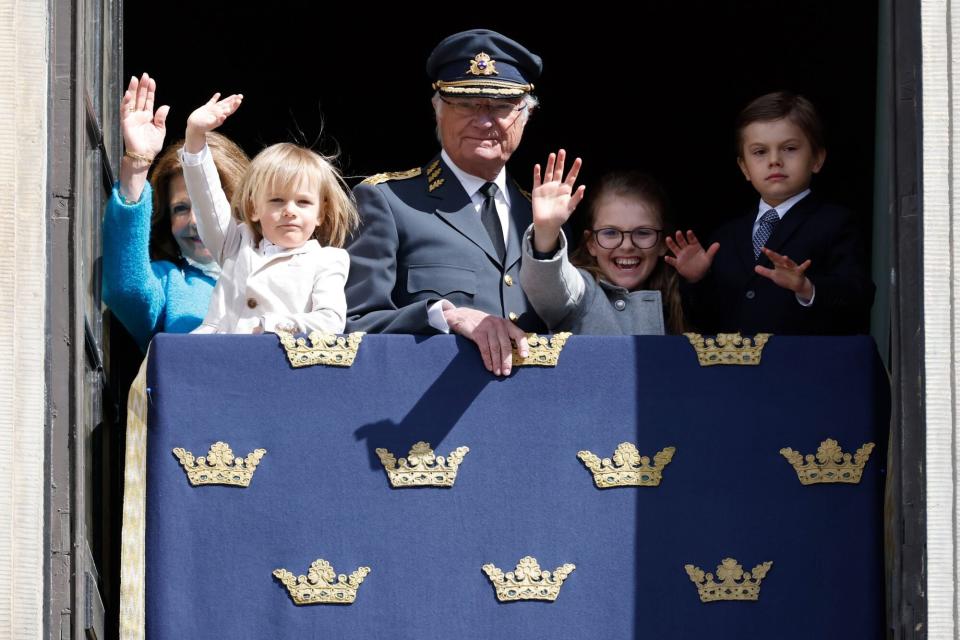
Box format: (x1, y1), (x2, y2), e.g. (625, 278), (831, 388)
(124, 1), (877, 239)
(100, 4), (896, 638)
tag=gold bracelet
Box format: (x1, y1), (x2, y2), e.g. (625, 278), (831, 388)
(124, 150), (155, 164)
(119, 191), (140, 206)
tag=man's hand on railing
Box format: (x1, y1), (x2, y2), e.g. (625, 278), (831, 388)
(443, 306), (530, 376)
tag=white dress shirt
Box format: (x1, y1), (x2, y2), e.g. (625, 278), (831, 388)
(427, 152), (513, 332)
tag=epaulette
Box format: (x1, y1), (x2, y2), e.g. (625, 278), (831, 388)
(362, 168), (422, 186)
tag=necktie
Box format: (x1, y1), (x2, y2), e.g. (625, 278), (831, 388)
(479, 182), (506, 264)
(753, 209), (780, 259)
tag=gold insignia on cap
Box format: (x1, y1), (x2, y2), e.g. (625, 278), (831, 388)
(467, 51), (498, 76)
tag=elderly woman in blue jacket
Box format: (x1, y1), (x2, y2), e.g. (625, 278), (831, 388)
(102, 73), (249, 351)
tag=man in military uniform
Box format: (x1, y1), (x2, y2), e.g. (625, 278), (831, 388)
(345, 29), (545, 376)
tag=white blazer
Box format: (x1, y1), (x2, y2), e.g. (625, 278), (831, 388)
(181, 146), (348, 334)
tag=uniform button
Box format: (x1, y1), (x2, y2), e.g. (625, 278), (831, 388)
(614, 299), (626, 311)
(503, 274), (514, 286)
(247, 297), (258, 309)
(745, 290), (755, 300)
(508, 312), (519, 322)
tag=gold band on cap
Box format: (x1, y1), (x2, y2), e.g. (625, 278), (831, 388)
(433, 79), (533, 97)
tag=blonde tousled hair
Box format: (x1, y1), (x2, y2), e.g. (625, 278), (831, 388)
(231, 142), (359, 248)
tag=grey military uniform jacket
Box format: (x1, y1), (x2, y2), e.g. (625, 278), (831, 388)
(345, 156), (544, 334)
(519, 225), (665, 335)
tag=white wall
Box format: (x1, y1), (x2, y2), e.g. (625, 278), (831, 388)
(922, 0), (960, 637)
(0, 1), (48, 638)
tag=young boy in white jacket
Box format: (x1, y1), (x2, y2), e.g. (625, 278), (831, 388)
(180, 93), (358, 335)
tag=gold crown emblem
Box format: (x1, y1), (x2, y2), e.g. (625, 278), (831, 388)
(684, 332), (772, 366)
(482, 556), (575, 602)
(277, 331), (364, 368)
(172, 441), (265, 487)
(375, 441), (469, 488)
(780, 438), (875, 484)
(511, 332), (572, 367)
(467, 51), (498, 76)
(273, 558), (371, 605)
(577, 443), (676, 488)
(685, 558), (773, 602)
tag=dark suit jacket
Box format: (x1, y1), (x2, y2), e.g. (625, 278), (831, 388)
(681, 193), (875, 335)
(345, 155), (544, 334)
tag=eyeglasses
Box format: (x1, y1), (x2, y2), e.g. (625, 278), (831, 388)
(439, 97), (527, 120)
(591, 227), (662, 249)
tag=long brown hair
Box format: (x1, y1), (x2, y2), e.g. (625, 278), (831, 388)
(148, 131), (250, 263)
(570, 170), (686, 334)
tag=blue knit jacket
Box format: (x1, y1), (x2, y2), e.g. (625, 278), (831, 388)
(102, 182), (216, 351)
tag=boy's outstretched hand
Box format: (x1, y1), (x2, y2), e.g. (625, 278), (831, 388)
(664, 230), (719, 283)
(755, 247), (814, 300)
(184, 92), (243, 153)
(531, 149), (585, 254)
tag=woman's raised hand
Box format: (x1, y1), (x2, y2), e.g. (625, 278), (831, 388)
(120, 73), (169, 162)
(118, 73), (169, 202)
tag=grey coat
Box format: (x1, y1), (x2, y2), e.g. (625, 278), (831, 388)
(519, 226), (665, 335)
(345, 156), (545, 334)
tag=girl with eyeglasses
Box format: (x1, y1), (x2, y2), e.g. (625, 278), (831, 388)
(520, 151), (685, 334)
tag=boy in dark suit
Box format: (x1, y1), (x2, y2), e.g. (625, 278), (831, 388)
(665, 92), (874, 335)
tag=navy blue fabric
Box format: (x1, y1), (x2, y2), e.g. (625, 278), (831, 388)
(145, 334), (887, 639)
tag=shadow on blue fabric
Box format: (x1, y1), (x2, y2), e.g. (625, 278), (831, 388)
(144, 334), (887, 639)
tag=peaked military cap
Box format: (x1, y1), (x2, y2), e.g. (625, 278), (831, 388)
(426, 28), (542, 98)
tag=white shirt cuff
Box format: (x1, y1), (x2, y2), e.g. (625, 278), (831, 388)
(796, 285), (816, 307)
(179, 144), (208, 166)
(427, 299), (455, 333)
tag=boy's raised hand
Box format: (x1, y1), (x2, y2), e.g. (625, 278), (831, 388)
(531, 149), (585, 254)
(755, 248), (814, 299)
(664, 230), (719, 283)
(184, 92), (243, 153)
